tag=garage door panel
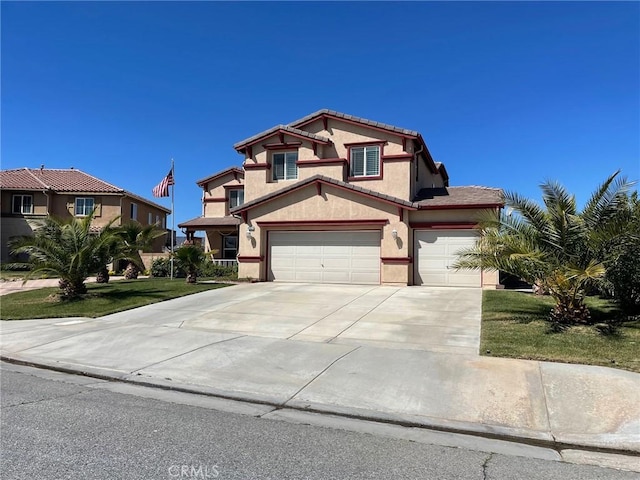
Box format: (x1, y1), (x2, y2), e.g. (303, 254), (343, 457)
(415, 230), (481, 287)
(269, 231), (380, 285)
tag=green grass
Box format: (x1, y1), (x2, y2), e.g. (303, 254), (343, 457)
(482, 290), (640, 373)
(0, 278), (231, 320)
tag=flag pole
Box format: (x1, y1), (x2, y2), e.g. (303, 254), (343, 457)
(170, 158), (175, 280)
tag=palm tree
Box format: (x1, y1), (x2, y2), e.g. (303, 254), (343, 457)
(9, 212), (120, 299)
(173, 244), (207, 283)
(114, 222), (167, 280)
(452, 171), (635, 327)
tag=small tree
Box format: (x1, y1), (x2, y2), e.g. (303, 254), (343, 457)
(452, 171), (635, 328)
(9, 212), (119, 299)
(173, 244), (207, 284)
(114, 222), (167, 280)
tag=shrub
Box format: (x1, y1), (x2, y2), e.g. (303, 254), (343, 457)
(198, 262), (237, 279)
(150, 258), (169, 277)
(605, 242), (640, 315)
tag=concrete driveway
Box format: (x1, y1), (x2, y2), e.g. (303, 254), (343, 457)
(175, 283), (482, 355)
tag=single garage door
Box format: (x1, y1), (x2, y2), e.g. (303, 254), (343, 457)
(269, 231), (380, 284)
(415, 230), (481, 287)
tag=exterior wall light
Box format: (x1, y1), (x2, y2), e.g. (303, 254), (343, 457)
(391, 229), (398, 239)
(246, 225), (255, 239)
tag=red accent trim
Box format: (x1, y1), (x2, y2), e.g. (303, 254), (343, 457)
(295, 113), (416, 140)
(313, 143), (317, 155)
(196, 168), (244, 187)
(296, 158), (346, 166)
(346, 143), (385, 181)
(322, 117), (328, 130)
(398, 207), (404, 221)
(410, 222), (478, 229)
(402, 137), (407, 151)
(235, 177), (416, 213)
(241, 211), (247, 223)
(380, 257), (412, 264)
(262, 142), (302, 150)
(316, 183), (322, 196)
(204, 197), (227, 203)
(233, 170), (238, 181)
(256, 219), (388, 227)
(344, 140), (388, 147)
(382, 154), (413, 162)
(247, 146), (253, 158)
(278, 132), (284, 143)
(223, 185), (245, 190)
(417, 203), (502, 211)
(237, 256), (263, 263)
(243, 163), (271, 170)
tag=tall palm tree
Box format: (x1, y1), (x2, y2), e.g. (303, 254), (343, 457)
(114, 222), (167, 280)
(452, 171), (635, 327)
(173, 244), (207, 284)
(9, 212), (120, 299)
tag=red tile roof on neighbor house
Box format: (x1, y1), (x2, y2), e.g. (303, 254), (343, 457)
(413, 186), (504, 208)
(177, 216), (241, 229)
(0, 167), (170, 212)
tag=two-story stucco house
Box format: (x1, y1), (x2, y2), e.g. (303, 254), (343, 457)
(0, 167), (171, 263)
(180, 109), (503, 287)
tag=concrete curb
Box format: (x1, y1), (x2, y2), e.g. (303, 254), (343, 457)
(3, 353), (638, 458)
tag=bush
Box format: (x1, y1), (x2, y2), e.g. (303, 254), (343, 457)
(198, 262), (237, 279)
(150, 258), (185, 278)
(605, 242), (640, 315)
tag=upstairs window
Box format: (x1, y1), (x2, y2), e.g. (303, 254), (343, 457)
(75, 197), (94, 217)
(272, 152), (298, 181)
(229, 189), (244, 209)
(130, 203), (138, 221)
(12, 195), (33, 214)
(350, 146), (380, 177)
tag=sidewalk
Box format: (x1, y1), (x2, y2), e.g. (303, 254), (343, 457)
(1, 285), (638, 468)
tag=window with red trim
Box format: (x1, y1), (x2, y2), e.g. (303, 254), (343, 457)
(350, 146), (380, 177)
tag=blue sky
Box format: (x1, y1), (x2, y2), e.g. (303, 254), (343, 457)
(2, 1), (638, 229)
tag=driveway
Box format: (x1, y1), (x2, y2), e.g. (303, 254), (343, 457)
(176, 283), (482, 355)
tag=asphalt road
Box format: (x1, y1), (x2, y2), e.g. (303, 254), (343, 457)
(1, 363), (635, 480)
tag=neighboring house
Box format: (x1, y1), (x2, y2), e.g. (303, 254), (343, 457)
(180, 109), (504, 287)
(0, 167), (171, 263)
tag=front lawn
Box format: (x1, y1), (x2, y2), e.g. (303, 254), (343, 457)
(482, 290), (640, 373)
(0, 278), (230, 320)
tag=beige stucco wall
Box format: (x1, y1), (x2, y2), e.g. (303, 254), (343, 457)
(202, 172), (244, 217)
(237, 184), (409, 283)
(0, 216), (44, 262)
(241, 119), (417, 202)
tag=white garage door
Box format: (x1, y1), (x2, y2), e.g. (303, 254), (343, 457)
(415, 230), (481, 287)
(269, 231), (380, 284)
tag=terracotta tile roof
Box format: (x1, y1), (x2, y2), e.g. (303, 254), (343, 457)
(178, 216), (241, 229)
(234, 125), (331, 150)
(196, 167), (244, 187)
(290, 109), (421, 137)
(0, 167), (170, 213)
(231, 174), (415, 214)
(414, 186), (504, 207)
(0, 167), (121, 192)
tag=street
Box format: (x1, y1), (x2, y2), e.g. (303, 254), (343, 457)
(1, 363), (635, 480)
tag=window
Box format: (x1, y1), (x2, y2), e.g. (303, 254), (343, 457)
(12, 195), (33, 214)
(272, 152), (298, 181)
(148, 212), (153, 224)
(156, 214), (161, 226)
(130, 203), (138, 221)
(350, 146), (380, 177)
(229, 189), (244, 209)
(222, 235), (238, 259)
(75, 197), (94, 217)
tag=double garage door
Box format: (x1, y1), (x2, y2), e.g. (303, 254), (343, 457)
(269, 231), (380, 284)
(268, 229), (480, 287)
(414, 230), (481, 287)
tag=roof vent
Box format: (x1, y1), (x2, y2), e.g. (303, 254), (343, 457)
(40, 164), (44, 172)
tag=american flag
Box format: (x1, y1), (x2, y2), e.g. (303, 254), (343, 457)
(152, 169), (175, 197)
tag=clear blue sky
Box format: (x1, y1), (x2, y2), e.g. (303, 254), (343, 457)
(2, 1), (638, 229)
